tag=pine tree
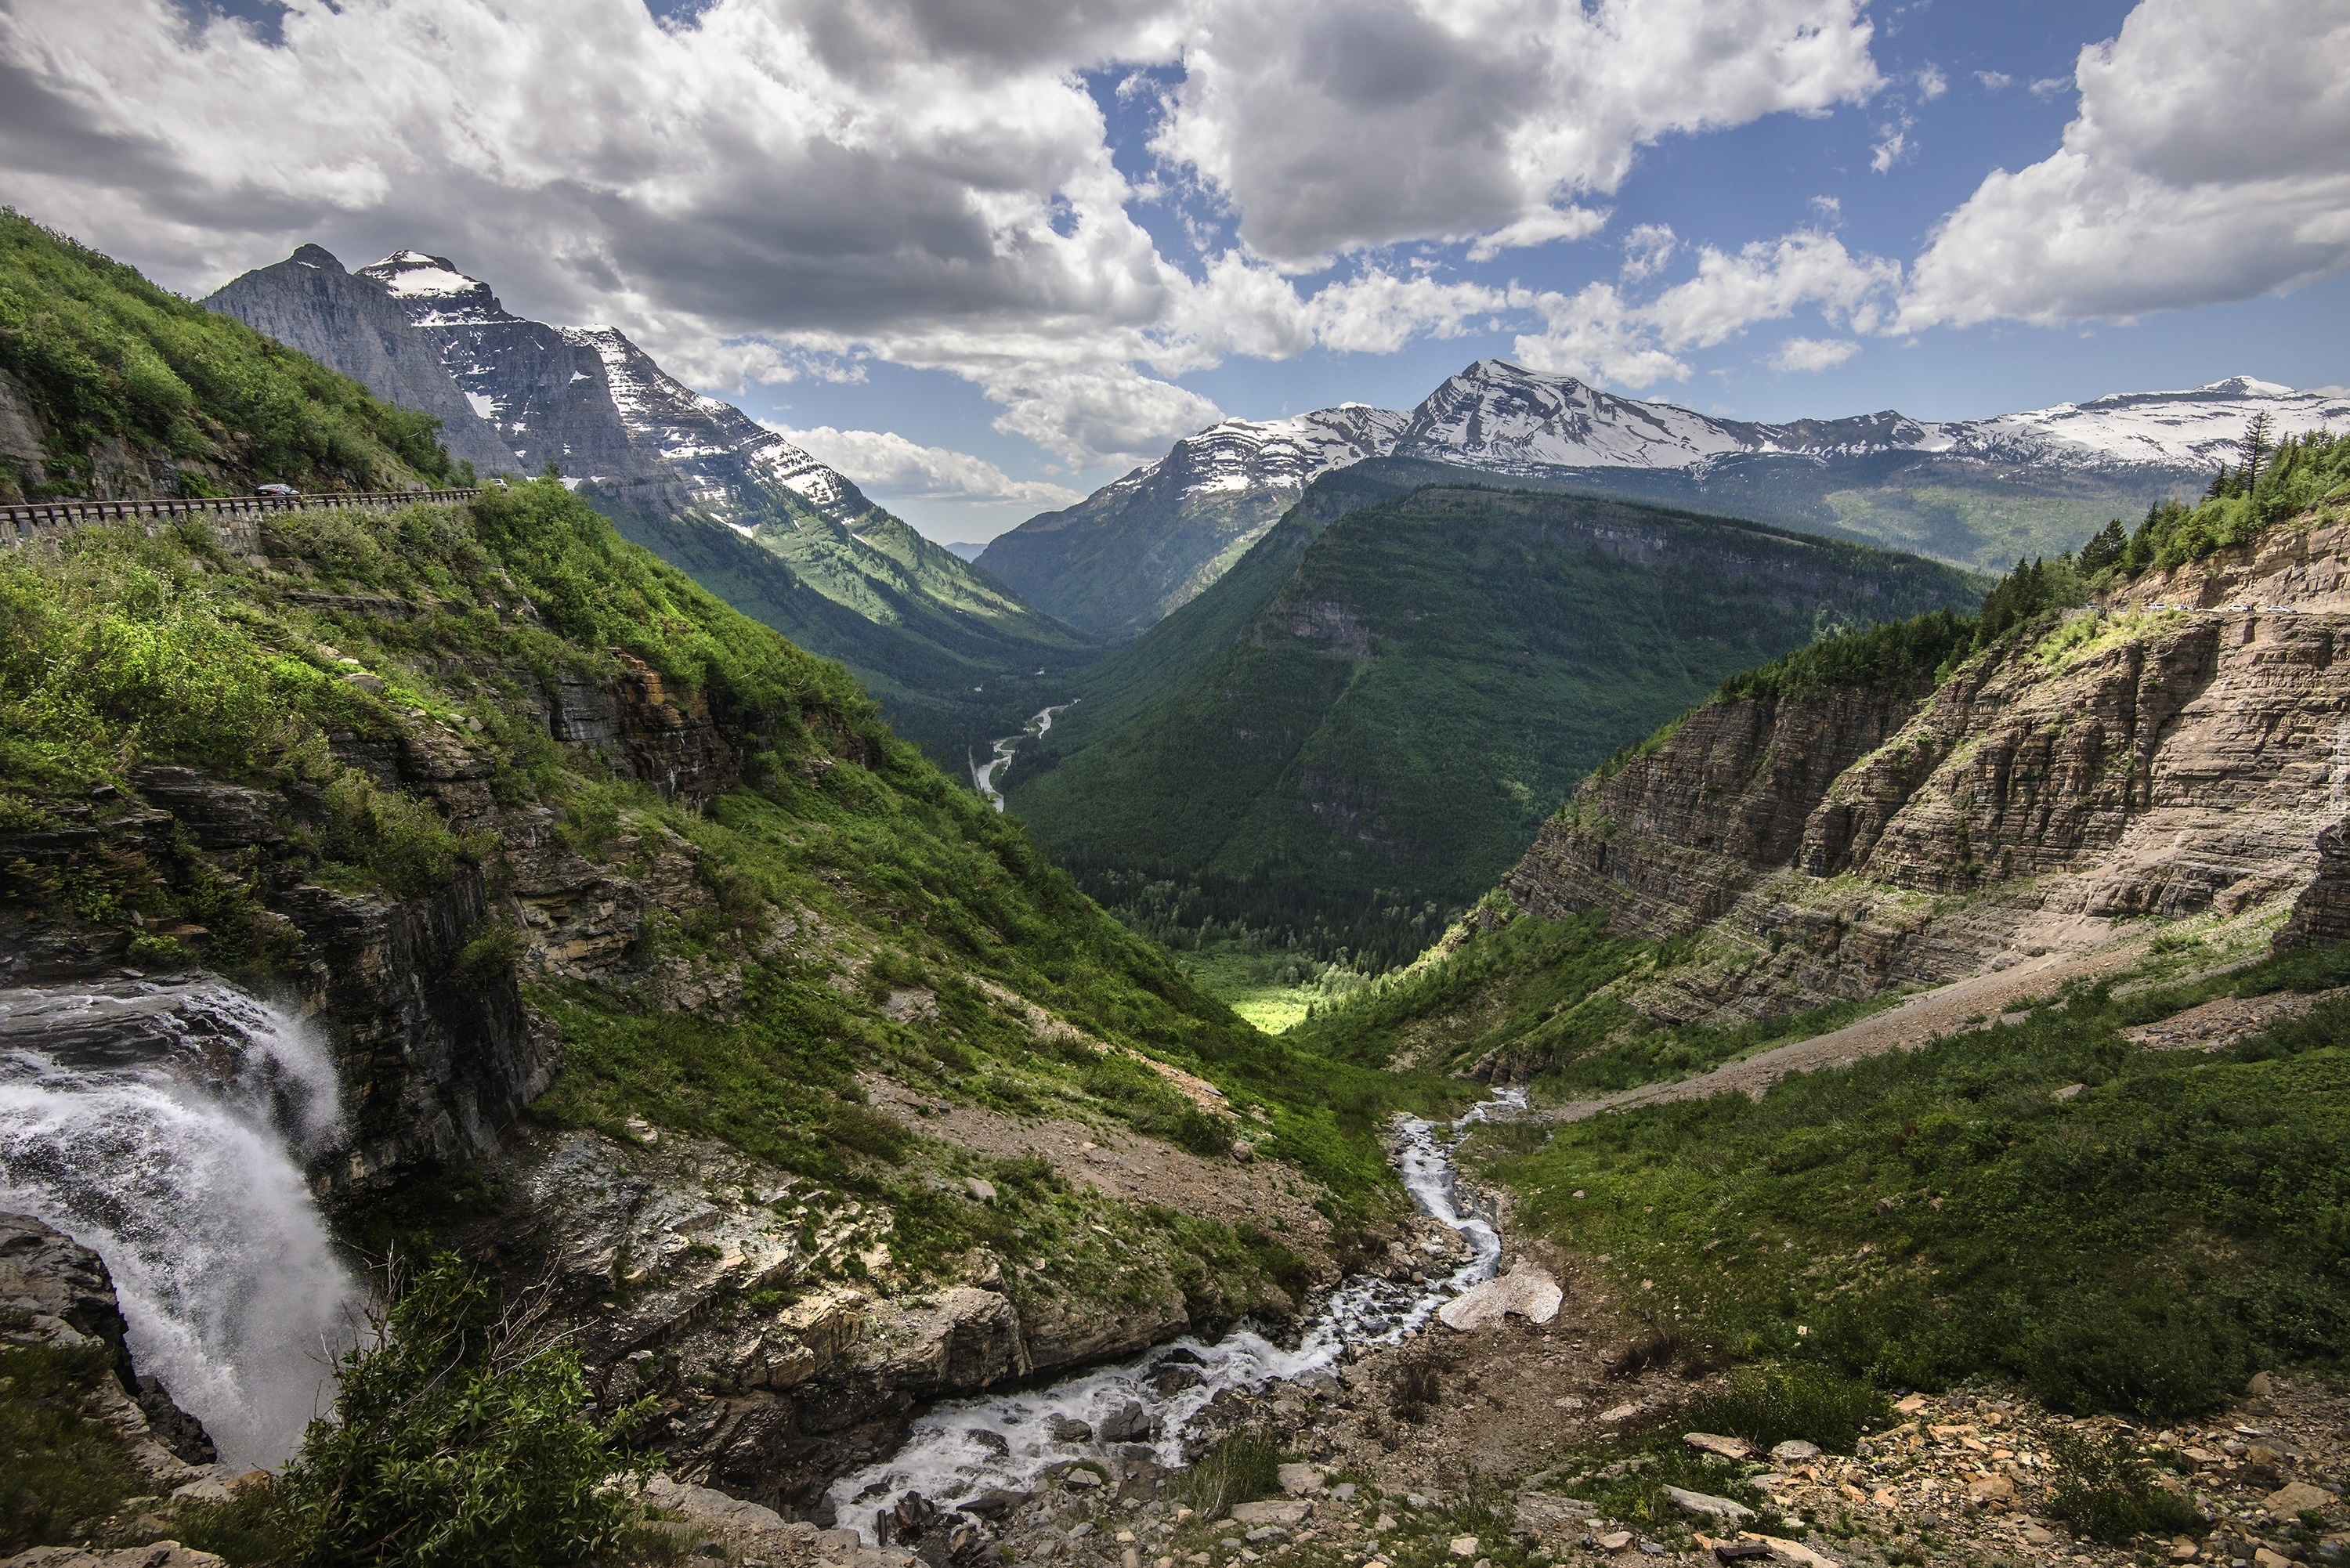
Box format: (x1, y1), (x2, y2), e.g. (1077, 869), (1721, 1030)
(2239, 410), (2276, 487)
(2078, 517), (2128, 576)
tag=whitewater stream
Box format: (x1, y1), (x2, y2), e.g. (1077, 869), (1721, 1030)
(826, 1089), (1526, 1537)
(0, 977), (367, 1469)
(972, 704), (1071, 811)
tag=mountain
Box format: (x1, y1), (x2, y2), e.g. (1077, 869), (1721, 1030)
(206, 247), (1096, 758)
(0, 215), (463, 502)
(942, 540), (988, 562)
(197, 244), (522, 479)
(979, 359), (2349, 636)
(1003, 464), (1987, 967)
(976, 403), (1408, 638)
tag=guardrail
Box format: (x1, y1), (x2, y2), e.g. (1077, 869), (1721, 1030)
(0, 487), (484, 551)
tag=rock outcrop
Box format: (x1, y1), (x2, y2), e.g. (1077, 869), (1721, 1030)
(2276, 819), (2350, 949)
(1505, 682), (1927, 941)
(1495, 514), (2350, 1026)
(0, 1212), (216, 1478)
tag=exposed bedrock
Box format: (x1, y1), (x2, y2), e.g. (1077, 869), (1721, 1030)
(1497, 518), (2350, 1025)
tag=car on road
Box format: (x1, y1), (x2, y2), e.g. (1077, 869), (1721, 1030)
(255, 482), (298, 497)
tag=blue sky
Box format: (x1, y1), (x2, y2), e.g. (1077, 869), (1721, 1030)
(5, 0), (2345, 539)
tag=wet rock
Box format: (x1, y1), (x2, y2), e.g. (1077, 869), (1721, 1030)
(1100, 1401), (1159, 1443)
(1150, 1365), (1203, 1396)
(1051, 1416), (1095, 1443)
(958, 1489), (1030, 1520)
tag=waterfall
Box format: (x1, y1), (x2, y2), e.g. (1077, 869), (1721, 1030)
(0, 977), (367, 1469)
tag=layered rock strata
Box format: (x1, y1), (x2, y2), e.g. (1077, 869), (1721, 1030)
(1498, 514), (2350, 1024)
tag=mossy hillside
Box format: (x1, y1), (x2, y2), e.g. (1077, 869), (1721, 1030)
(0, 1342), (143, 1555)
(0, 481), (1452, 1300)
(1463, 945), (2350, 1422)
(0, 211), (463, 499)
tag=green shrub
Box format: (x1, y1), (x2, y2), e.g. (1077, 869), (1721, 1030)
(2040, 1429), (2202, 1545)
(1173, 1429), (1284, 1518)
(457, 919), (526, 985)
(268, 1253), (653, 1566)
(1684, 1364), (1890, 1454)
(0, 1343), (140, 1554)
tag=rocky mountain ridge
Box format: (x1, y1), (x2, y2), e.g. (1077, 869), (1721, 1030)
(204, 246), (1091, 758)
(981, 359), (2349, 635)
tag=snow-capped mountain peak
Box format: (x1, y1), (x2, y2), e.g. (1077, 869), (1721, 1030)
(357, 251), (504, 326)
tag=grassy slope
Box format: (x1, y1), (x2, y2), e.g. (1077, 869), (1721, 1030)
(0, 212), (457, 500)
(0, 479), (1450, 1255)
(1010, 482), (1986, 970)
(1472, 947), (2350, 1420)
(590, 485), (1090, 763)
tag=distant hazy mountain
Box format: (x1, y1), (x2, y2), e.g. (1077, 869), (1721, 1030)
(942, 541), (989, 562)
(208, 247), (1095, 756)
(980, 359), (2349, 637)
(977, 404), (1406, 639)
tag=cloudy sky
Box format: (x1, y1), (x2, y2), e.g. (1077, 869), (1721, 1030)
(2, 0), (2345, 540)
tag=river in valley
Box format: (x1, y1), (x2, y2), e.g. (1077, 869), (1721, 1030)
(973, 704), (1071, 811)
(826, 1089), (1527, 1538)
(0, 977), (366, 1469)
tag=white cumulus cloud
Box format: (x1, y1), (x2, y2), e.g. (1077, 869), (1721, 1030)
(1900, 0), (2350, 331)
(0, 0), (1893, 468)
(1770, 336), (1860, 372)
(772, 425), (1085, 508)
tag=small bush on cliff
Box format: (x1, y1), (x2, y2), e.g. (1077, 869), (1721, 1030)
(0, 1342), (141, 1555)
(262, 1253), (653, 1566)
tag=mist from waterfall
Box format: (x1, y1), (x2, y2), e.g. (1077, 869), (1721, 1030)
(0, 977), (367, 1469)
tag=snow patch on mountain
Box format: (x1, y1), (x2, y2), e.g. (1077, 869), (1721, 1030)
(1106, 363), (2346, 504)
(1109, 403), (1412, 507)
(1944, 378), (2350, 471)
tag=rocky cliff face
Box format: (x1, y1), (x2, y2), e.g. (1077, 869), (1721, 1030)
(0, 1212), (217, 1479)
(1505, 682), (1928, 941)
(201, 246), (520, 478)
(1495, 513), (2350, 1025)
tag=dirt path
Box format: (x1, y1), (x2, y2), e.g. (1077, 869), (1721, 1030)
(1544, 934), (2153, 1125)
